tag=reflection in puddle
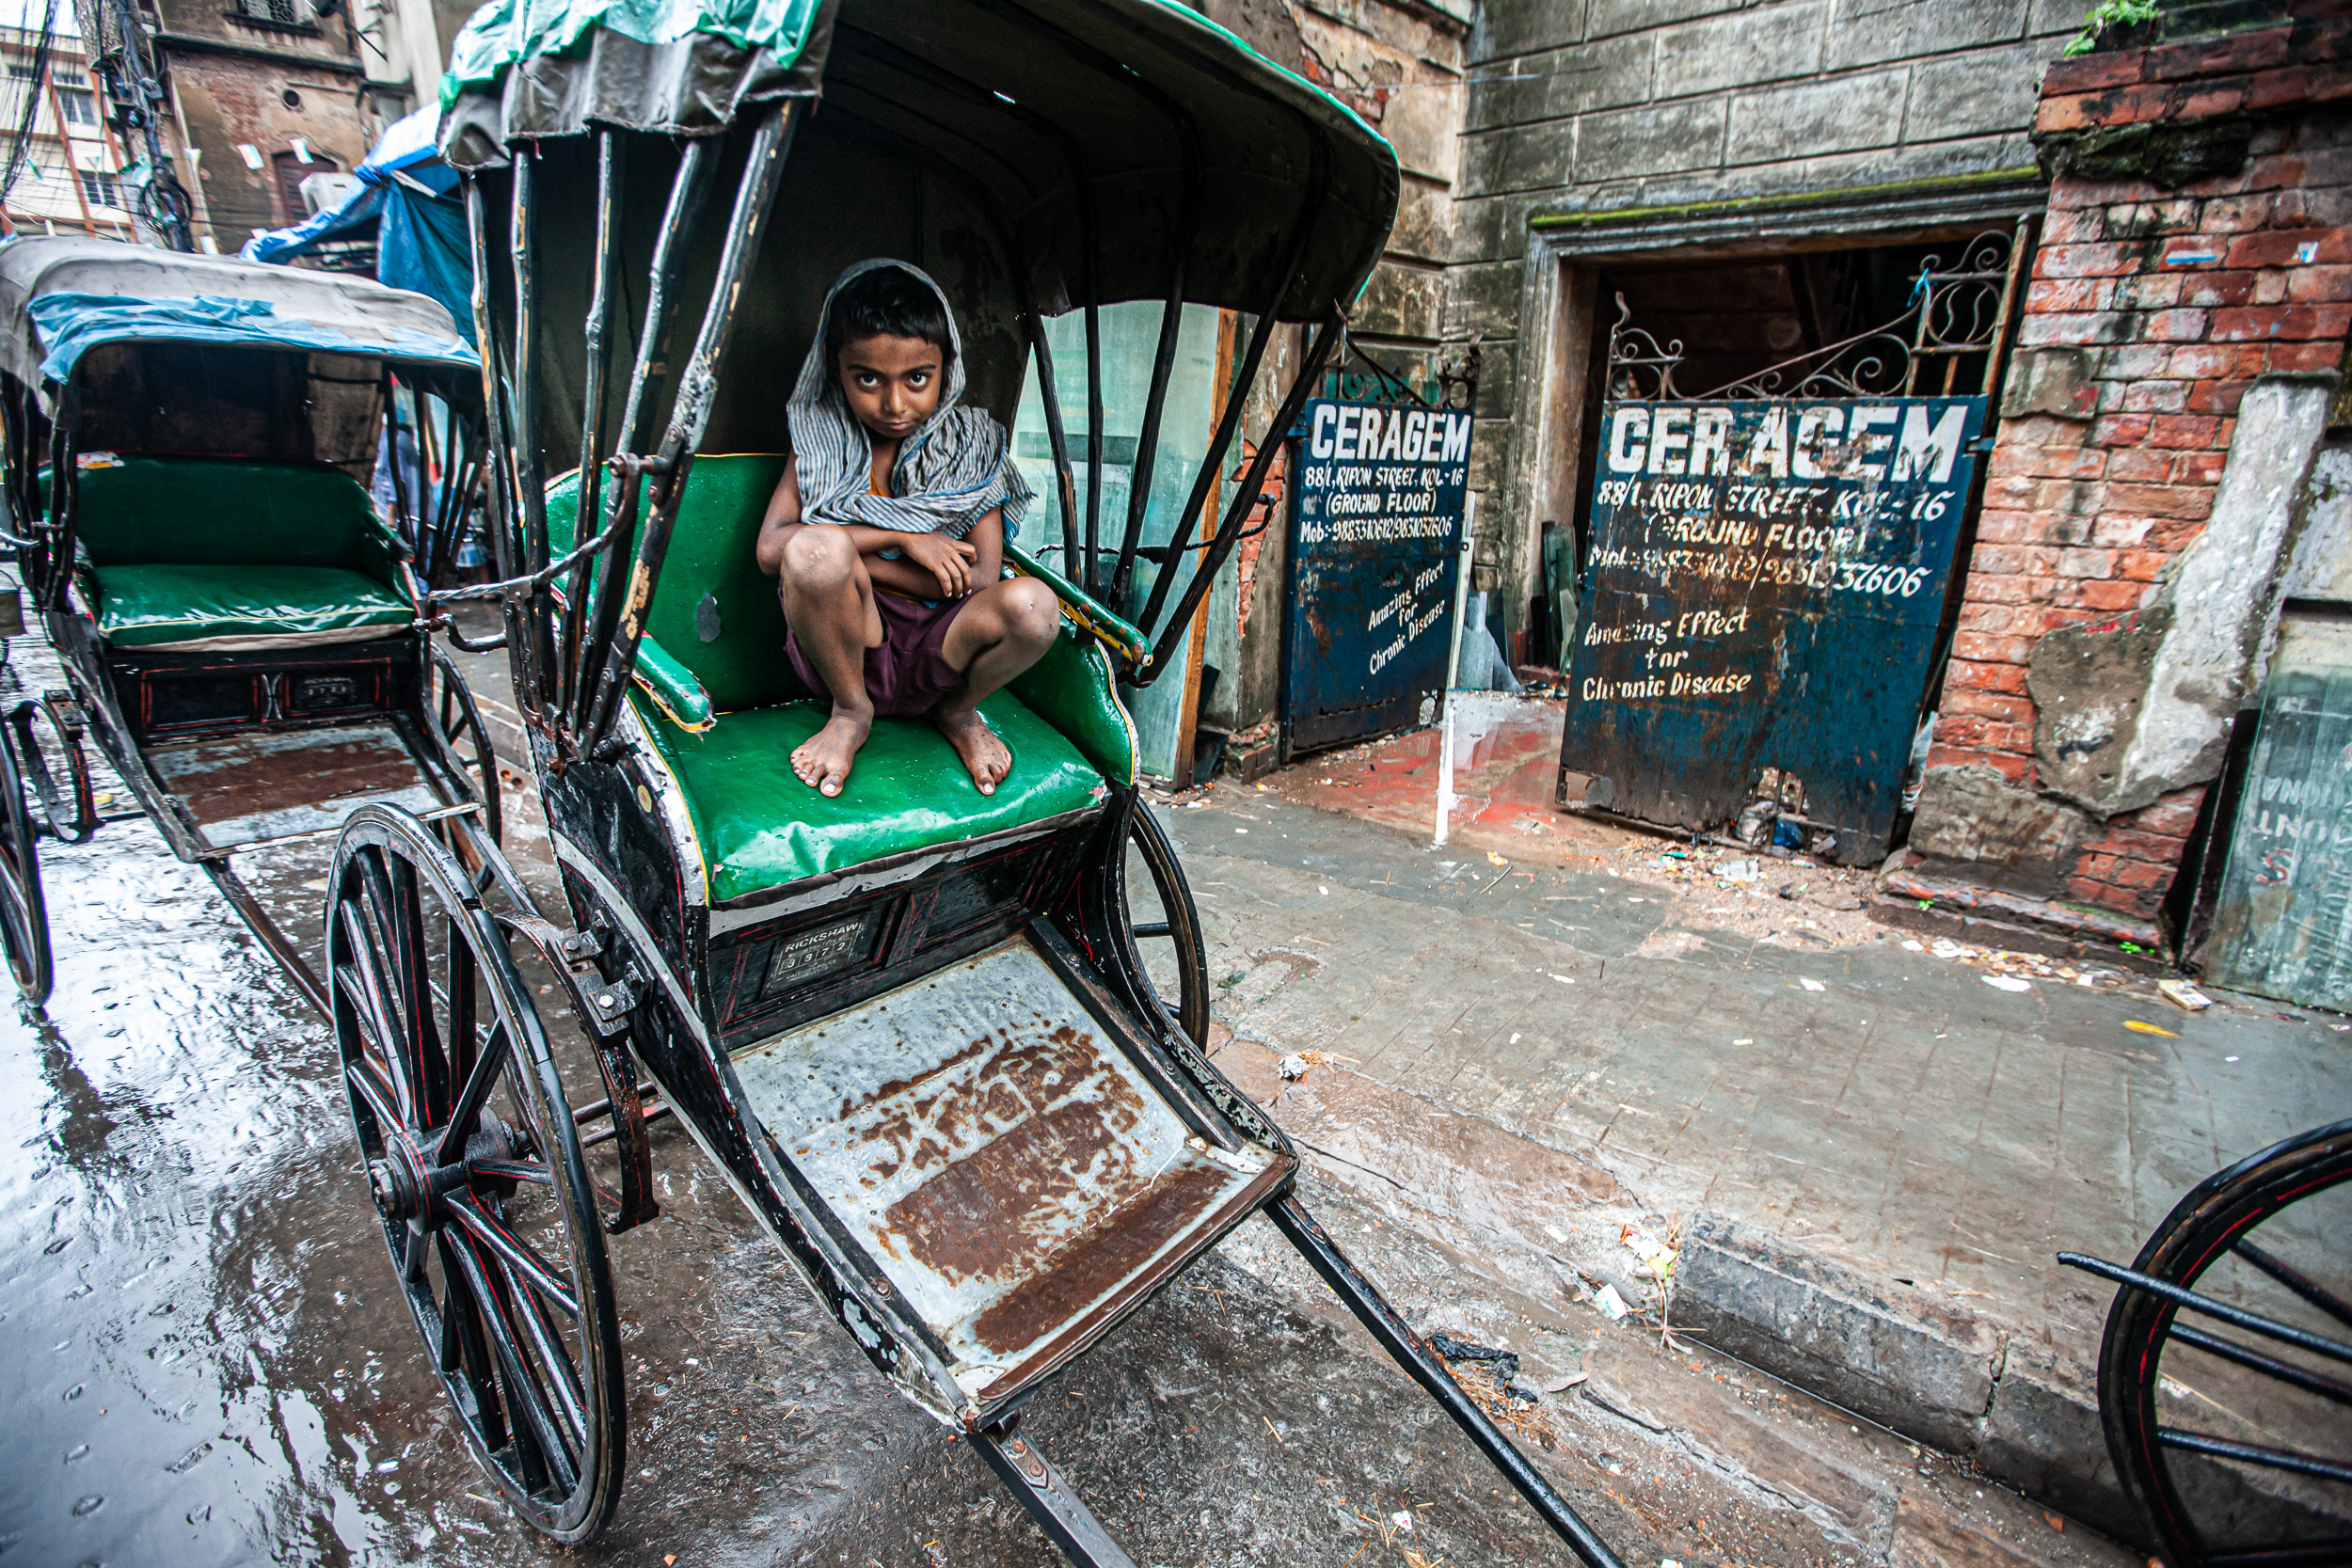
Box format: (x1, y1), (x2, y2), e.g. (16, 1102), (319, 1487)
(0, 634), (517, 1567)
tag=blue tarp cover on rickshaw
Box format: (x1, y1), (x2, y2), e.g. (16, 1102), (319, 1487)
(238, 107), (475, 340)
(0, 238), (478, 399)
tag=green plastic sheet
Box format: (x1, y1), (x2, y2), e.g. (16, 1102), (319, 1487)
(442, 0), (823, 106)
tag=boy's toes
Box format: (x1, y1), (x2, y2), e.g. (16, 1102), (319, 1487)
(934, 708), (1010, 795)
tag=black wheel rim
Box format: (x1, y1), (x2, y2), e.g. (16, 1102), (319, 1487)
(2096, 1119), (2352, 1568)
(1120, 801), (1209, 1048)
(428, 641), (504, 850)
(327, 806), (621, 1543)
(0, 701), (52, 1005)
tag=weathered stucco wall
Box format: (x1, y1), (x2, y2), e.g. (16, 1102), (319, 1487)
(1453, 0), (2084, 660)
(153, 0), (375, 251)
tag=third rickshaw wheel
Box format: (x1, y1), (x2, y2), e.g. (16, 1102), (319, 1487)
(2075, 1118), (2352, 1568)
(1120, 801), (1210, 1049)
(0, 690), (51, 1005)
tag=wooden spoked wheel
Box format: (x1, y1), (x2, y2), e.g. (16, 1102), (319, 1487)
(0, 692), (51, 1005)
(426, 641), (505, 857)
(328, 805), (623, 1543)
(2072, 1118), (2352, 1568)
(1120, 801), (1209, 1048)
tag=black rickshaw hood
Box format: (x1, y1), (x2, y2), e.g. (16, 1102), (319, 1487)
(435, 0), (1399, 322)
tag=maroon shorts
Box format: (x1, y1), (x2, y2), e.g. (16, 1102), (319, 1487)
(784, 589), (968, 718)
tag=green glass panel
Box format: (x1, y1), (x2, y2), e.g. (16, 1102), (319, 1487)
(1010, 302), (1223, 779)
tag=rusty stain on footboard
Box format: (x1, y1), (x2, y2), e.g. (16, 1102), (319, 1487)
(731, 941), (1287, 1403)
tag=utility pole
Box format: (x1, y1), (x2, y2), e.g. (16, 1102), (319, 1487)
(79, 0), (190, 248)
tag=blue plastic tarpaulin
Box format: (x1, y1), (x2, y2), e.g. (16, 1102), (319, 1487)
(27, 292), (478, 383)
(240, 107), (474, 341)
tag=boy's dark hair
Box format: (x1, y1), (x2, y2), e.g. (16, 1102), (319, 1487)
(826, 265), (955, 371)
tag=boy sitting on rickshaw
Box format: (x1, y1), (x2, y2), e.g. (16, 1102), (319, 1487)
(756, 261), (1060, 800)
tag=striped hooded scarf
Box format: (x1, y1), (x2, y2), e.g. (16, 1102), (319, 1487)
(786, 259), (1030, 543)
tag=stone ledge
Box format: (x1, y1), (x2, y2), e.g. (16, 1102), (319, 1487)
(1667, 1214), (2005, 1457)
(1877, 868), (2167, 958)
(1670, 1213), (2352, 1550)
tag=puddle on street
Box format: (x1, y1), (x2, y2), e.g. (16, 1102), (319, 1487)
(0, 626), (891, 1568)
(0, 812), (522, 1566)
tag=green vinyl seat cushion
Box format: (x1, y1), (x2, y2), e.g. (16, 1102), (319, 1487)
(89, 562), (413, 650)
(633, 688), (1108, 906)
(62, 453), (409, 650)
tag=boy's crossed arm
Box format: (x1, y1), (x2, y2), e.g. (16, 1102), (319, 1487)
(755, 458), (1003, 600)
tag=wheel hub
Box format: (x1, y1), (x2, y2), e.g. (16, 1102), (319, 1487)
(369, 1133), (433, 1225)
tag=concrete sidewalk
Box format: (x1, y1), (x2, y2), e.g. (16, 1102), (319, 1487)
(446, 631), (2344, 1542)
(1167, 698), (2347, 1542)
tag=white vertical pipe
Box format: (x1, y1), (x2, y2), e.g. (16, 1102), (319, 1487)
(1434, 490), (1478, 848)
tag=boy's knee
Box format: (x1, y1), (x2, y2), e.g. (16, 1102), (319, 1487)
(781, 526), (858, 588)
(1003, 578), (1061, 647)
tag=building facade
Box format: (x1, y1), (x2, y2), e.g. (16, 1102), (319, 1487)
(1452, 0), (2087, 663)
(1904, 0), (2352, 963)
(0, 23), (141, 239)
(59, 0), (459, 255)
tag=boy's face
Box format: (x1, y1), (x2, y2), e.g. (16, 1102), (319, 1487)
(836, 333), (945, 443)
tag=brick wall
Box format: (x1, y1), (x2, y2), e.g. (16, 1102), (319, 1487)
(1921, 8), (2352, 922)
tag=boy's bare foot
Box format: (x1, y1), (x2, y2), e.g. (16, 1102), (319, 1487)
(792, 706), (871, 797)
(933, 706), (1010, 796)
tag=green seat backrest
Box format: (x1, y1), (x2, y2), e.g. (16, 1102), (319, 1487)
(547, 454), (792, 715)
(72, 454), (388, 572)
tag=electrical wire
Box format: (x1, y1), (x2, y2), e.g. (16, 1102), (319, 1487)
(0, 0), (65, 212)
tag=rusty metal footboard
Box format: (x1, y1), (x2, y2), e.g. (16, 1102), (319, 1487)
(731, 936), (1295, 1417)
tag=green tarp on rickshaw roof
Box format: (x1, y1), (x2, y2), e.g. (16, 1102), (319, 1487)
(441, 0), (826, 108)
(0, 237), (478, 401)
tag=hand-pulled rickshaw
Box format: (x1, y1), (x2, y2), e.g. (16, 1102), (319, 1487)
(0, 239), (500, 1008)
(288, 0), (1632, 1561)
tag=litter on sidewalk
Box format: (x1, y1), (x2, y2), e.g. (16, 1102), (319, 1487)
(1620, 1224), (1678, 1284)
(2158, 978), (2215, 1010)
(1276, 1050), (1358, 1082)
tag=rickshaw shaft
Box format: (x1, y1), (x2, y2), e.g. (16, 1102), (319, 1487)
(1271, 1196), (1628, 1568)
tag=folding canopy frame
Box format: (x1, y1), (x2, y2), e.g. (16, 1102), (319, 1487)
(438, 0), (1397, 768)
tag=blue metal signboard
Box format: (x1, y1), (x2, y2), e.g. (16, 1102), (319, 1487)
(1557, 396), (1987, 864)
(1280, 399), (1473, 754)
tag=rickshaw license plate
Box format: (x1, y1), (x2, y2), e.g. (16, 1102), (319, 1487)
(762, 911), (876, 993)
(733, 940), (1282, 1401)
